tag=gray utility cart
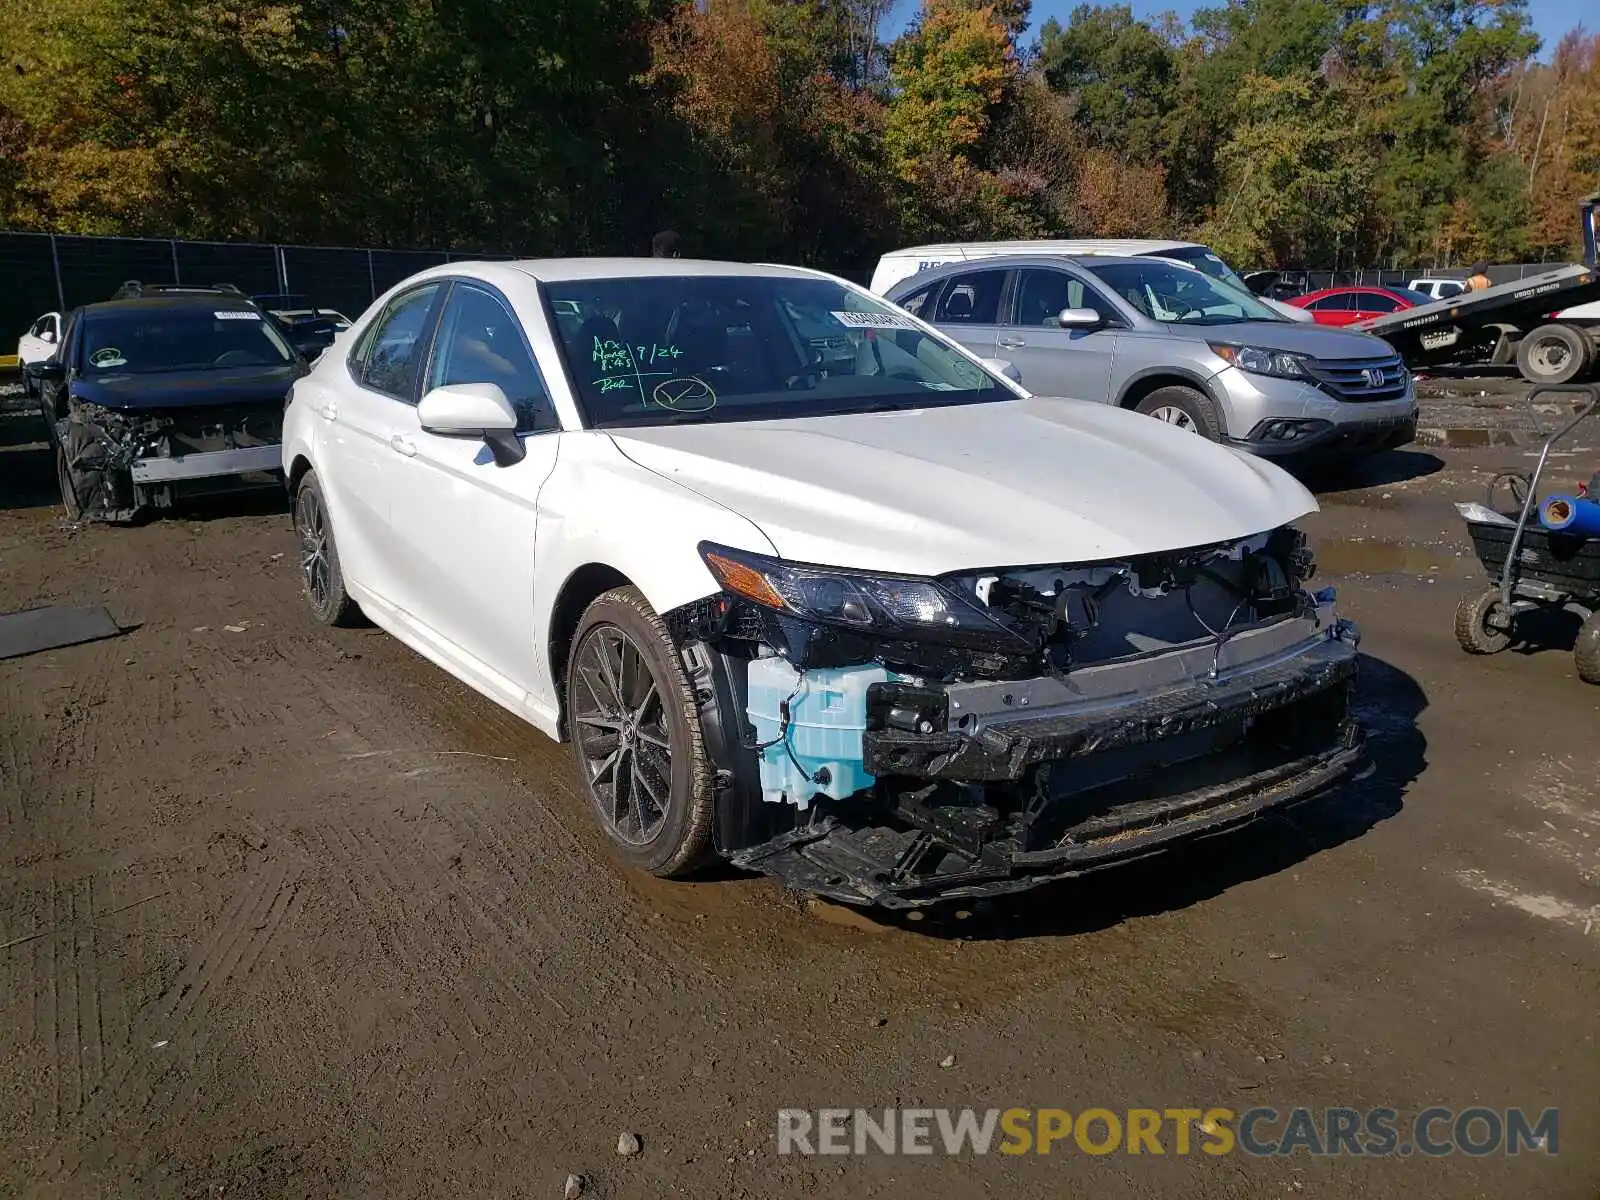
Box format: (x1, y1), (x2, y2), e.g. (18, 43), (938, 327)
(1453, 383), (1600, 683)
(1358, 194), (1600, 387)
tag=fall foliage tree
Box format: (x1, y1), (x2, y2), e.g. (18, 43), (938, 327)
(0, 0), (1592, 268)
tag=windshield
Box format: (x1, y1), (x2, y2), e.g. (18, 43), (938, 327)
(543, 275), (1011, 428)
(80, 306), (296, 374)
(1085, 260), (1284, 326)
(1162, 245), (1253, 292)
(1393, 288), (1435, 306)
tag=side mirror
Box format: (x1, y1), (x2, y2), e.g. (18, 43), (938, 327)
(980, 357), (1022, 384)
(1057, 308), (1104, 330)
(27, 359), (64, 382)
(40, 329), (56, 345)
(418, 382), (525, 466)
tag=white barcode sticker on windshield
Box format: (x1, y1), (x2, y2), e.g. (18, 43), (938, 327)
(830, 310), (920, 330)
(215, 310), (261, 320)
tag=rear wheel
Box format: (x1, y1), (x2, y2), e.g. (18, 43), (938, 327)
(293, 470), (361, 626)
(566, 586), (715, 878)
(1133, 385), (1222, 440)
(1454, 588), (1514, 655)
(1516, 324), (1592, 386)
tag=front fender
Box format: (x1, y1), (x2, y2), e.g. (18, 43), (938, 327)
(1114, 363), (1225, 407)
(529, 432), (777, 707)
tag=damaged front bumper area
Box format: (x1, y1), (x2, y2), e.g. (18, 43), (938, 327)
(734, 616), (1361, 907)
(677, 535), (1367, 908)
(58, 402), (284, 520)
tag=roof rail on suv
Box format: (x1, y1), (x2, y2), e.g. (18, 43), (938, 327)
(111, 280), (245, 300)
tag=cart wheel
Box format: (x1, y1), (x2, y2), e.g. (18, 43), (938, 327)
(1575, 611), (1600, 685)
(1454, 589), (1514, 655)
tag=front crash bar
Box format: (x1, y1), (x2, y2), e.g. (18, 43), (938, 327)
(732, 727), (1366, 908)
(865, 636), (1359, 782)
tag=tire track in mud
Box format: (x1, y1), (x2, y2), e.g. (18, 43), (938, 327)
(42, 640), (117, 825)
(307, 815), (594, 1109)
(6, 874), (128, 1141)
(30, 859), (305, 1188)
(0, 675), (34, 828)
(396, 669), (716, 988)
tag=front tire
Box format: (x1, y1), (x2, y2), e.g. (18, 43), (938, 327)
(55, 418), (125, 520)
(55, 439), (82, 520)
(293, 470), (361, 626)
(1134, 385), (1222, 440)
(566, 586), (715, 878)
(1454, 588), (1514, 655)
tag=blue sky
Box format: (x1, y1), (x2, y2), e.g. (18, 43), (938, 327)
(881, 0), (1589, 59)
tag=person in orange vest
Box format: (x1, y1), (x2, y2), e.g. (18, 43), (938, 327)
(1465, 262), (1492, 292)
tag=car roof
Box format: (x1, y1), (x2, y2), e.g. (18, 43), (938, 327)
(373, 258), (841, 295)
(880, 239), (1202, 259)
(882, 253), (1193, 294)
(80, 295), (262, 315)
(1298, 285), (1415, 300)
(479, 258), (833, 284)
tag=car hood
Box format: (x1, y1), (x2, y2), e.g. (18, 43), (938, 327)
(1172, 320), (1394, 359)
(69, 362), (305, 411)
(607, 397), (1317, 576)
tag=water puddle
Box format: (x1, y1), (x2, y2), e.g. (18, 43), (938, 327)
(1316, 538), (1458, 577)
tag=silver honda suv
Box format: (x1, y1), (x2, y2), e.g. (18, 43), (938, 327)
(886, 255), (1418, 456)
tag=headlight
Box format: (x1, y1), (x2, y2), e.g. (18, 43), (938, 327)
(1209, 343), (1308, 379)
(698, 543), (1034, 652)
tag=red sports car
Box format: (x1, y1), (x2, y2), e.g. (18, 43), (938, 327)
(1287, 285), (1436, 327)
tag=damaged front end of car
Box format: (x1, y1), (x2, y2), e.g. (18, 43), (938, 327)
(57, 400), (285, 521)
(667, 530), (1364, 908)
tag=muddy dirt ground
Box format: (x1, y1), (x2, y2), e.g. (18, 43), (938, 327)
(1, 397), (1596, 1199)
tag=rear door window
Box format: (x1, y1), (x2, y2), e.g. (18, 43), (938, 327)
(895, 284), (938, 319)
(360, 284), (443, 400)
(932, 270), (1005, 324)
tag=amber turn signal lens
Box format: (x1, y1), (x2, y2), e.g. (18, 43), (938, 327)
(704, 552), (786, 609)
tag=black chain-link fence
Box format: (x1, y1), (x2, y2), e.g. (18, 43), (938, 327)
(0, 232), (518, 351)
(0, 228), (1575, 353)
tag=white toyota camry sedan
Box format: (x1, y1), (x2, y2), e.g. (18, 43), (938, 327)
(282, 258), (1365, 908)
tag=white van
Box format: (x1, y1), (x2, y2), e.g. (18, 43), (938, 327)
(871, 239), (1316, 322)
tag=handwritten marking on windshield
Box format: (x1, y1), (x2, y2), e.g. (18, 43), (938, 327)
(652, 376), (717, 412)
(592, 337), (633, 373)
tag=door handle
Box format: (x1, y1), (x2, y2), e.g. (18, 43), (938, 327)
(389, 434), (417, 457)
(997, 336), (1026, 349)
